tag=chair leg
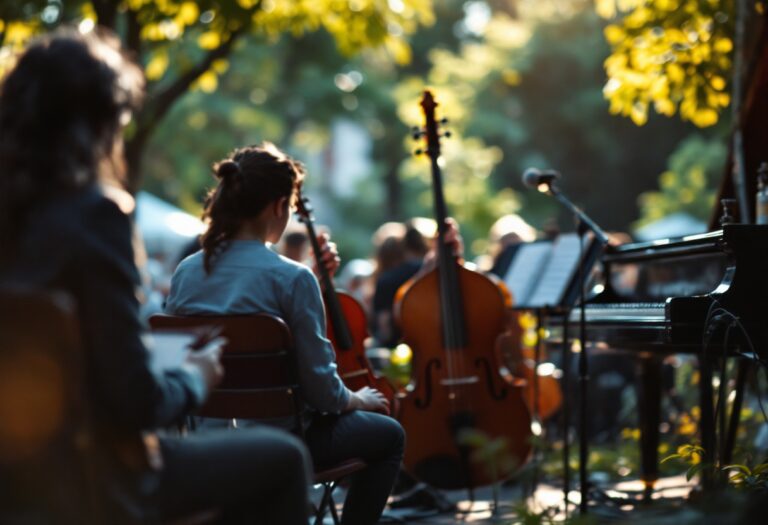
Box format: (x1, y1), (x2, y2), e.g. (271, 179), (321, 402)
(313, 483), (332, 525)
(328, 485), (341, 525)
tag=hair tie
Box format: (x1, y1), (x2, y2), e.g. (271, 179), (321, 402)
(216, 160), (241, 181)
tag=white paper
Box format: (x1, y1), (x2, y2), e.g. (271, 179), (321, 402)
(526, 233), (582, 308)
(142, 331), (194, 373)
(503, 241), (553, 306)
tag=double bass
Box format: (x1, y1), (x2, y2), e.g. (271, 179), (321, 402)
(396, 91), (532, 490)
(295, 193), (399, 415)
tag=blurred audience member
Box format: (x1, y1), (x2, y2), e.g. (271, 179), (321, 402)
(485, 214), (537, 279)
(0, 28), (310, 524)
(371, 218), (434, 347)
(278, 225), (310, 263)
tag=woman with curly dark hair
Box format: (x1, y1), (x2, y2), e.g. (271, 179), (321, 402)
(0, 28), (310, 524)
(166, 143), (406, 525)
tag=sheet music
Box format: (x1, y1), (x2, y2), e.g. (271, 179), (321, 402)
(526, 233), (583, 308)
(503, 241), (553, 306)
(142, 332), (193, 374)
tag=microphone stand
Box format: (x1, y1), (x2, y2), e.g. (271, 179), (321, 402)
(541, 182), (609, 516)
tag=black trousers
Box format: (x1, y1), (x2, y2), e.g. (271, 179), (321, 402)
(305, 411), (405, 525)
(157, 427), (311, 524)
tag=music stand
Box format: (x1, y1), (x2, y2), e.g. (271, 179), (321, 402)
(537, 180), (609, 516)
(506, 232), (604, 515)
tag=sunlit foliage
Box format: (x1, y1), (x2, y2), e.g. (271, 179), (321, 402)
(0, 0), (434, 187)
(634, 134), (726, 228)
(394, 12), (530, 251)
(597, 0), (735, 127)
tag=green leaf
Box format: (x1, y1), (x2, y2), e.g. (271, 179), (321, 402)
(661, 453), (683, 464)
(722, 464), (752, 475)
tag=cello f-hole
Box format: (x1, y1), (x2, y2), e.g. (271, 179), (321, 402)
(414, 358), (441, 409)
(475, 357), (507, 400)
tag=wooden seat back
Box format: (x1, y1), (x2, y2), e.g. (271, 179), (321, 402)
(0, 287), (97, 522)
(148, 314), (304, 426)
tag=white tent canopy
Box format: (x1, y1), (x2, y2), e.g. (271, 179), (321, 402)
(135, 191), (204, 263)
(633, 212), (707, 242)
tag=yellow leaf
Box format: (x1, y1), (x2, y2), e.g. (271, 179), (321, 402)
(141, 23), (165, 41)
(680, 421), (697, 435)
(604, 25), (625, 45)
(196, 70), (218, 93)
(654, 98), (675, 116)
(501, 69), (521, 86)
(198, 31), (221, 50)
(145, 51), (169, 81)
(385, 36), (412, 65)
(713, 38), (733, 53)
(656, 0), (680, 11)
(5, 21), (36, 46)
(212, 59), (229, 74)
(178, 2), (200, 26)
(630, 101), (648, 126)
(710, 75), (726, 90)
(666, 62), (685, 84)
(595, 0), (616, 19)
(691, 108), (718, 127)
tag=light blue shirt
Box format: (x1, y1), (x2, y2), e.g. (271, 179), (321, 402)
(165, 240), (350, 426)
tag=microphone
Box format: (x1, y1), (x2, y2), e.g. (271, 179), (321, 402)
(522, 168), (560, 191)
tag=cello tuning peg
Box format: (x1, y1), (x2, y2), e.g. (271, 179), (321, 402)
(442, 131), (452, 138)
(411, 129), (424, 140)
(414, 148), (424, 156)
(440, 117), (449, 124)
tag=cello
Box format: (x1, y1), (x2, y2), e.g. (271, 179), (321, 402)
(295, 192), (399, 416)
(396, 90), (532, 490)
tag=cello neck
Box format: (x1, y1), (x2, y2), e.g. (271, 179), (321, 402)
(419, 90), (467, 349)
(295, 194), (354, 350)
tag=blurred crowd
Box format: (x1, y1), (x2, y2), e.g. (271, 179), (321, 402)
(135, 211), (558, 351)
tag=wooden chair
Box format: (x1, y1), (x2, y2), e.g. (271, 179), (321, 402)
(149, 314), (367, 525)
(0, 287), (100, 524)
(0, 288), (222, 525)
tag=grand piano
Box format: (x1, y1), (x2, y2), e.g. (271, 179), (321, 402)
(551, 225), (768, 353)
(543, 224), (768, 489)
(544, 224), (768, 490)
(538, 15), (768, 492)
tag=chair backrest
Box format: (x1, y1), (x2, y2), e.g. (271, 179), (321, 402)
(0, 287), (97, 522)
(148, 314), (304, 429)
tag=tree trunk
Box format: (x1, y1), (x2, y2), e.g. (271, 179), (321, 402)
(384, 162), (401, 220)
(124, 128), (150, 194)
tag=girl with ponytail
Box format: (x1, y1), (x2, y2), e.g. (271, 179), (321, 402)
(166, 142), (405, 525)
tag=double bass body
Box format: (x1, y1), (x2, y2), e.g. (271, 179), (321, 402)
(397, 263), (532, 489)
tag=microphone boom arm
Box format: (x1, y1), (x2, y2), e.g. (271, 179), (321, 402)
(545, 183), (610, 246)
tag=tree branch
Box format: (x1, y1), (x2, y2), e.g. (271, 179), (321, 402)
(140, 25), (247, 134)
(124, 25), (249, 191)
(125, 7), (142, 58)
(92, 0), (119, 30)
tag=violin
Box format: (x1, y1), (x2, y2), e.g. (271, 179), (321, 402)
(295, 192), (399, 416)
(395, 91), (532, 490)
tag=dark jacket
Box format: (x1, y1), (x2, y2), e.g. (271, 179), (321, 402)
(1, 185), (203, 432)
